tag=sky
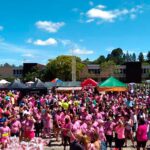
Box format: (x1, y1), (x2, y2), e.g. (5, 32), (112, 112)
(0, 0), (150, 66)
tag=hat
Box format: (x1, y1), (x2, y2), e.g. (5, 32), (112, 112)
(5, 96), (10, 101)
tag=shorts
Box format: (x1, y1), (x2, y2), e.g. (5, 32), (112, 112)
(0, 137), (9, 143)
(116, 138), (125, 148)
(24, 131), (35, 140)
(11, 132), (19, 137)
(137, 141), (147, 148)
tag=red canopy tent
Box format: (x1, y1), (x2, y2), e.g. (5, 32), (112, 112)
(81, 78), (98, 87)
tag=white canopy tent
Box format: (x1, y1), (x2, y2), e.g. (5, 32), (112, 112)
(26, 81), (34, 84)
(0, 79), (10, 84)
(56, 87), (82, 91)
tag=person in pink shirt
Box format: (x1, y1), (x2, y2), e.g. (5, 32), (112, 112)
(22, 113), (36, 141)
(104, 117), (115, 148)
(53, 110), (61, 141)
(115, 115), (125, 150)
(42, 109), (51, 138)
(97, 119), (107, 150)
(72, 116), (81, 133)
(0, 121), (10, 149)
(80, 119), (88, 135)
(10, 115), (21, 137)
(136, 118), (148, 150)
(62, 117), (72, 150)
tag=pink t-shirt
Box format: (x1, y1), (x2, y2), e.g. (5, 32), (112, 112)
(80, 123), (87, 134)
(23, 119), (34, 131)
(62, 122), (72, 136)
(43, 114), (51, 128)
(98, 126), (106, 141)
(104, 121), (115, 135)
(0, 126), (10, 141)
(11, 120), (21, 133)
(72, 120), (81, 132)
(115, 125), (125, 139)
(34, 112), (41, 123)
(137, 124), (148, 141)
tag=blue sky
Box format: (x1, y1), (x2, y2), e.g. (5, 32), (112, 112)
(0, 0), (150, 65)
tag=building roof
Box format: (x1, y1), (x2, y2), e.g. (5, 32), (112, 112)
(87, 64), (100, 69)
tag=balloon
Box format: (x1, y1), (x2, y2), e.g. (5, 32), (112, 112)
(62, 102), (69, 110)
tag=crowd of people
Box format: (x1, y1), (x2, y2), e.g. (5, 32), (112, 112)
(0, 85), (149, 150)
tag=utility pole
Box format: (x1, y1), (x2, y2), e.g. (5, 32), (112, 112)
(72, 55), (76, 82)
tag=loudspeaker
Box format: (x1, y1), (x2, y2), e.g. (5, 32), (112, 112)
(23, 63), (37, 77)
(126, 62), (142, 83)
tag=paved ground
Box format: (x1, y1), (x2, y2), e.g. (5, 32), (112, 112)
(44, 136), (150, 150)
(44, 117), (150, 150)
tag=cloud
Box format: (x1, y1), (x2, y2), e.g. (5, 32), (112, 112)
(35, 21), (65, 33)
(97, 5), (106, 9)
(33, 38), (57, 46)
(86, 19), (94, 23)
(87, 7), (116, 22)
(60, 39), (79, 50)
(86, 5), (143, 23)
(26, 38), (33, 44)
(0, 26), (4, 31)
(60, 39), (94, 55)
(0, 40), (56, 65)
(89, 1), (94, 6)
(72, 48), (94, 55)
(0, 40), (42, 56)
(130, 14), (136, 19)
(22, 53), (35, 58)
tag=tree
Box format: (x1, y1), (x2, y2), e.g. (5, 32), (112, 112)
(147, 51), (150, 63)
(108, 48), (124, 64)
(132, 53), (136, 62)
(138, 52), (144, 62)
(93, 55), (106, 64)
(82, 58), (91, 64)
(100, 60), (117, 78)
(45, 55), (85, 81)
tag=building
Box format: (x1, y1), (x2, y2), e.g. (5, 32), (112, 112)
(80, 62), (150, 83)
(80, 64), (101, 81)
(0, 64), (23, 79)
(23, 63), (45, 77)
(0, 63), (45, 79)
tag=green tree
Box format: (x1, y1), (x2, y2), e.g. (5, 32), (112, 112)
(93, 55), (106, 64)
(100, 60), (117, 78)
(108, 48), (124, 64)
(132, 53), (136, 62)
(82, 58), (91, 64)
(147, 51), (150, 63)
(45, 55), (85, 81)
(138, 52), (144, 62)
